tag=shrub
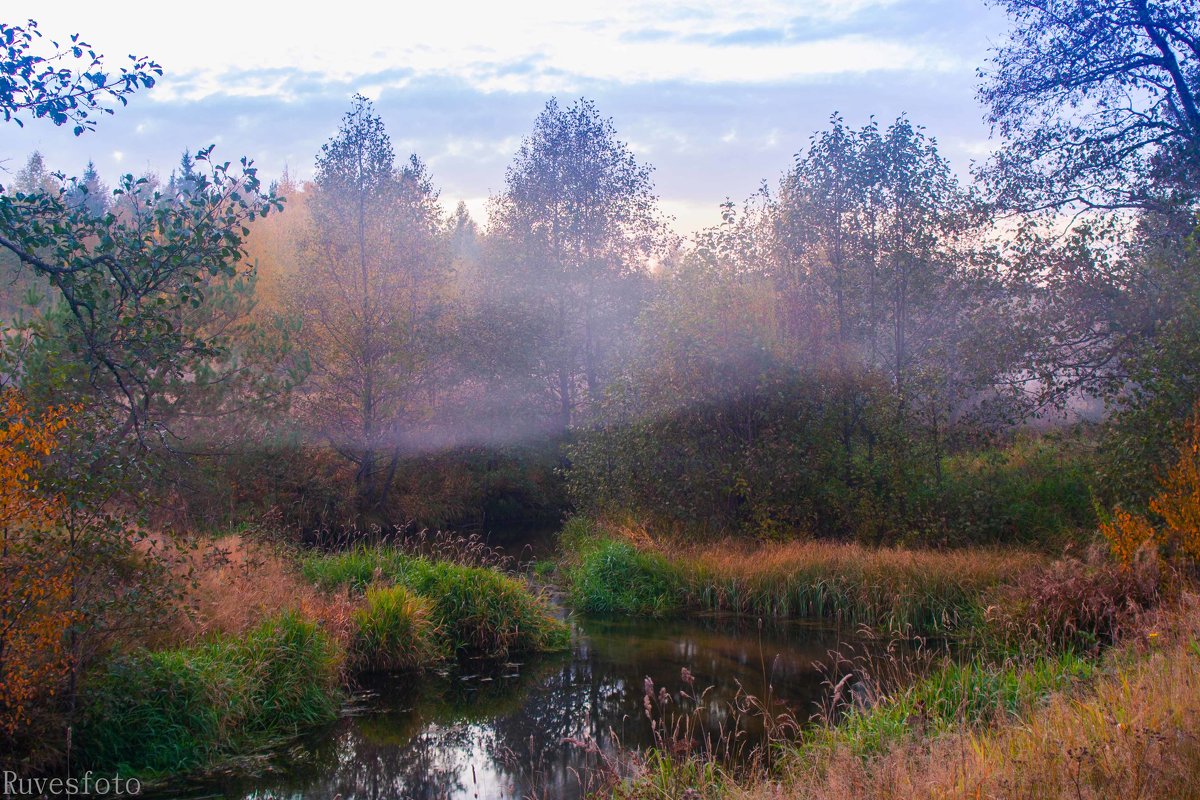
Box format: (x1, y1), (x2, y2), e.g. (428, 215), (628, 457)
(931, 436), (1097, 546)
(1102, 406), (1200, 568)
(351, 585), (443, 672)
(984, 552), (1165, 652)
(77, 613), (342, 776)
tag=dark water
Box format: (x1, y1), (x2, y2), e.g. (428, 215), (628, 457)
(171, 614), (873, 800)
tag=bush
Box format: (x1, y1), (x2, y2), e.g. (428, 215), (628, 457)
(566, 539), (684, 616)
(77, 613), (342, 776)
(929, 436), (1097, 546)
(984, 552), (1165, 652)
(351, 585), (443, 672)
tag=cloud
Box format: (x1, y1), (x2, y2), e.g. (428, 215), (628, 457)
(2, 0), (1003, 234)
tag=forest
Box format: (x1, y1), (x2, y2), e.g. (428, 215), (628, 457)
(2, 2), (1200, 798)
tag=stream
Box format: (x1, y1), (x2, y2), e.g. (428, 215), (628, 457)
(160, 532), (891, 800)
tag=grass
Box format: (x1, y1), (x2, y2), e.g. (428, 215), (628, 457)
(302, 545), (569, 658)
(77, 613), (343, 777)
(75, 534), (567, 778)
(166, 535), (355, 648)
(351, 585), (444, 672)
(799, 652), (1097, 758)
(591, 591), (1200, 800)
(567, 539), (685, 616)
(561, 517), (1042, 632)
(765, 597), (1200, 800)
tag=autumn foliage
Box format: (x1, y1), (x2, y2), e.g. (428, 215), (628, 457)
(0, 390), (75, 739)
(1102, 406), (1200, 567)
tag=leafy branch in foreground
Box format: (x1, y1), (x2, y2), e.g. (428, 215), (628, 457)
(0, 19), (161, 135)
(0, 147), (285, 449)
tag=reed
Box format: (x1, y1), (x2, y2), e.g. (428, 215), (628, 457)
(561, 518), (1042, 632)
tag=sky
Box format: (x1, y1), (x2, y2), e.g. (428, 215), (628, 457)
(2, 0), (1009, 234)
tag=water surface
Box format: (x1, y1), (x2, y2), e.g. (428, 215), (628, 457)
(178, 614), (873, 800)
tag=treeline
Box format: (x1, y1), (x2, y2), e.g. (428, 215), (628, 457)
(8, 75), (1200, 544)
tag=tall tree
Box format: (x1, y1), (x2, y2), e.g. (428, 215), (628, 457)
(0, 18), (290, 741)
(288, 95), (447, 525)
(488, 98), (665, 429)
(980, 0), (1200, 211)
(64, 160), (109, 217)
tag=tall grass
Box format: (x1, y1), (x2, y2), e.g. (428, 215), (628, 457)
(77, 613), (343, 776)
(567, 539), (684, 616)
(587, 591), (1200, 800)
(800, 651), (1096, 758)
(561, 518), (1042, 632)
(685, 539), (1041, 632)
(351, 585), (444, 672)
(769, 596), (1200, 800)
(302, 546), (569, 658)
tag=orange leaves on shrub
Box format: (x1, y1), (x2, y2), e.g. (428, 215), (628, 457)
(1100, 507), (1157, 568)
(0, 390), (70, 528)
(1149, 412), (1200, 562)
(0, 390), (76, 737)
(1103, 406), (1200, 567)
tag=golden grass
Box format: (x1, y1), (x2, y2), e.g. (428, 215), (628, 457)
(729, 595), (1200, 800)
(172, 535), (355, 648)
(686, 538), (1040, 587)
(600, 519), (1045, 631)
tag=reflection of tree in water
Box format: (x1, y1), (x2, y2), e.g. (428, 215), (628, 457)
(196, 616), (872, 800)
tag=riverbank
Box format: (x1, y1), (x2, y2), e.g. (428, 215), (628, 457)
(71, 535), (568, 779)
(594, 592), (1200, 800)
(561, 517), (1046, 632)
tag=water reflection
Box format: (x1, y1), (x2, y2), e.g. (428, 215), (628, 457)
(175, 616), (868, 800)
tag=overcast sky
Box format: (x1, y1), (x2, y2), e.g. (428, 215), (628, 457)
(2, 0), (1009, 233)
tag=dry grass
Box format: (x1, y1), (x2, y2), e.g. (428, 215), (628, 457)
(598, 520), (1045, 632)
(726, 594), (1200, 800)
(172, 535), (355, 648)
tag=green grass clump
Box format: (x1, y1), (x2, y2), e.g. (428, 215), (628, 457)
(400, 558), (569, 657)
(302, 546), (568, 659)
(352, 585), (444, 672)
(78, 612), (342, 776)
(801, 651), (1096, 758)
(300, 545), (412, 592)
(567, 539), (684, 616)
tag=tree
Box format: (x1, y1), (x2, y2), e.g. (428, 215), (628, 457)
(12, 151), (55, 194)
(0, 147), (282, 450)
(768, 117), (996, 470)
(980, 0), (1200, 211)
(0, 19), (293, 747)
(488, 98), (665, 429)
(287, 95), (447, 526)
(64, 160), (109, 217)
(0, 19), (160, 134)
